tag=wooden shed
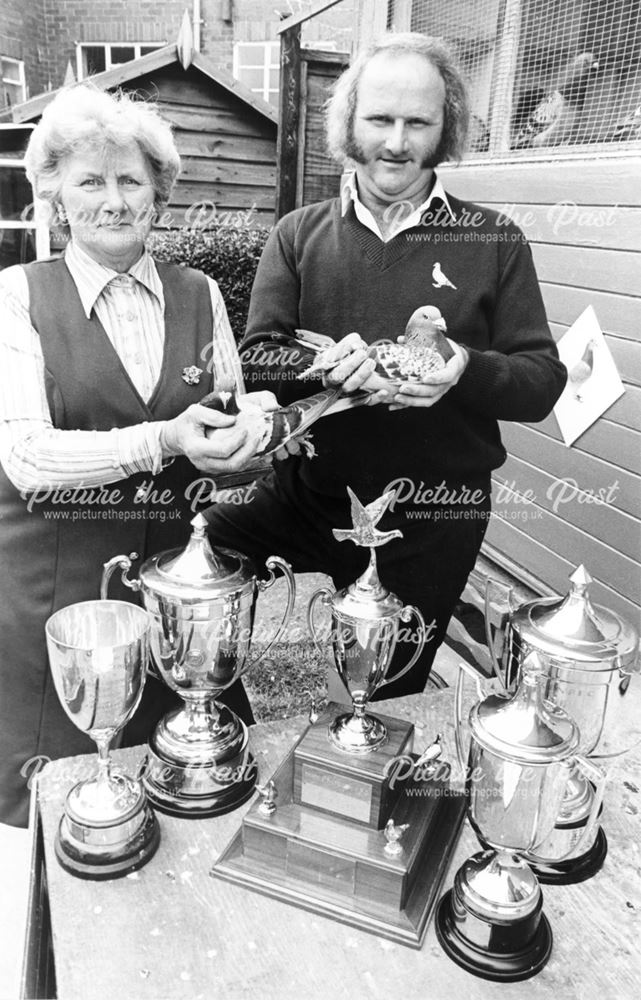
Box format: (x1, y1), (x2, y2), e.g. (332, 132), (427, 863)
(11, 42), (278, 228)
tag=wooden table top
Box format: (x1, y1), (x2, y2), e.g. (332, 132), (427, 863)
(35, 689), (641, 1000)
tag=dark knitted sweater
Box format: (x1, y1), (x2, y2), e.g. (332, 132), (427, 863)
(242, 193), (566, 499)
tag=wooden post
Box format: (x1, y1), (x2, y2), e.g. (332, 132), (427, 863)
(488, 0), (521, 154)
(353, 0), (389, 51)
(389, 0), (412, 32)
(276, 24), (302, 221)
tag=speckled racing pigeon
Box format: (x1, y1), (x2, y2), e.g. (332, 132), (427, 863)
(513, 52), (599, 149)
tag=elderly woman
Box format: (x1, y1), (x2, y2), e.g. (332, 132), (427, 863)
(0, 85), (275, 827)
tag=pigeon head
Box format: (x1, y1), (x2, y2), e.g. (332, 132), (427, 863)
(560, 52), (599, 102)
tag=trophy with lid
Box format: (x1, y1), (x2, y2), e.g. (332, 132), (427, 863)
(213, 488), (467, 947)
(436, 653), (606, 981)
(485, 564), (639, 881)
(101, 513), (295, 817)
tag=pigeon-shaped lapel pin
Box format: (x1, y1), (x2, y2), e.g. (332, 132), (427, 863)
(432, 262), (457, 290)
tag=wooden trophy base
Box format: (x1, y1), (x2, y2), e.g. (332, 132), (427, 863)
(212, 705), (466, 947)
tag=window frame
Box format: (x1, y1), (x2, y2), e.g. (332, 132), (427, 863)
(75, 42), (166, 81)
(1, 56), (27, 107)
(385, 0), (641, 161)
(0, 125), (50, 268)
(232, 41), (280, 106)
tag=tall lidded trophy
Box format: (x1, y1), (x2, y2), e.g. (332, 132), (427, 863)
(308, 487), (427, 752)
(45, 600), (158, 879)
(102, 514), (295, 817)
(436, 653), (606, 980)
(484, 564), (639, 882)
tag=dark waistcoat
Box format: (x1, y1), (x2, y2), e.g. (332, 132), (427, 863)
(0, 258), (214, 826)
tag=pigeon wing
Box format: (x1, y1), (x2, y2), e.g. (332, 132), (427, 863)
(363, 490), (395, 527)
(333, 528), (358, 544)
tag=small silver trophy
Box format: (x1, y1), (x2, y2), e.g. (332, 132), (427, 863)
(308, 488), (427, 753)
(45, 600), (159, 879)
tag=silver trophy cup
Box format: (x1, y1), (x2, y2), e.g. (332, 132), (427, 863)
(484, 565), (639, 881)
(435, 654), (605, 981)
(45, 600), (159, 879)
(102, 514), (295, 817)
(308, 488), (427, 753)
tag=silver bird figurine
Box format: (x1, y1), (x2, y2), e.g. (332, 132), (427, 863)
(256, 779), (278, 816)
(414, 733), (443, 770)
(384, 819), (410, 857)
(333, 488), (402, 548)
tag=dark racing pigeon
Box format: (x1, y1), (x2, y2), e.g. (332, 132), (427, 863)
(513, 52), (599, 149)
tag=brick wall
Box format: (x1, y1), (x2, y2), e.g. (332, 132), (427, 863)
(1, 0), (356, 104)
(0, 0), (48, 103)
(40, 0), (187, 89)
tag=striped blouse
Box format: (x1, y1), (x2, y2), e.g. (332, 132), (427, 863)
(0, 243), (244, 492)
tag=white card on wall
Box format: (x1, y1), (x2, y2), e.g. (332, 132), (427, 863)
(553, 306), (624, 447)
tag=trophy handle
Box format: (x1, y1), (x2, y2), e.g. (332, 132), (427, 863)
(100, 553), (141, 600)
(484, 577), (515, 694)
(528, 756), (607, 864)
(306, 587), (335, 658)
(454, 660), (487, 771)
(246, 556), (296, 670)
(377, 604), (427, 691)
(99, 554), (162, 681)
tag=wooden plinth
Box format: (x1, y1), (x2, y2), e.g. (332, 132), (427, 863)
(212, 704), (466, 947)
(294, 708), (414, 828)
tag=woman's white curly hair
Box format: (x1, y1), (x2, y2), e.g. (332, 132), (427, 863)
(24, 84), (181, 224)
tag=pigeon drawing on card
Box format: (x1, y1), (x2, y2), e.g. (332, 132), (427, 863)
(567, 339), (597, 402)
(553, 307), (624, 447)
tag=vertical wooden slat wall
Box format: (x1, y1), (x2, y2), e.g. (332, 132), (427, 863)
(300, 50), (349, 207)
(275, 41), (348, 219)
(440, 157), (641, 628)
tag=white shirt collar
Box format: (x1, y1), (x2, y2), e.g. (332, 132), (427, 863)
(340, 170), (456, 242)
(65, 242), (165, 318)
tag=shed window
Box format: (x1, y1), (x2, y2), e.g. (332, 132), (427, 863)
(233, 42), (280, 106)
(389, 0), (641, 155)
(76, 43), (165, 80)
(0, 126), (48, 270)
(1, 57), (26, 108)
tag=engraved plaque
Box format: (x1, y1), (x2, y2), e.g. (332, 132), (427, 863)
(300, 763), (372, 823)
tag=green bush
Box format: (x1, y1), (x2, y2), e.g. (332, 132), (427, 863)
(148, 224), (270, 343)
